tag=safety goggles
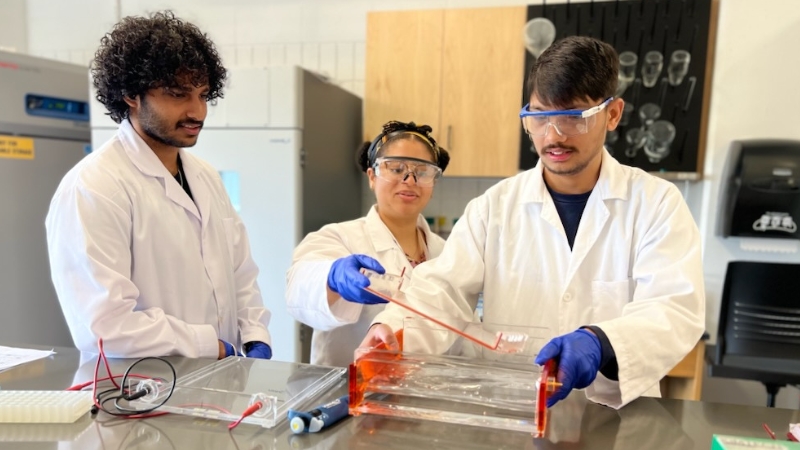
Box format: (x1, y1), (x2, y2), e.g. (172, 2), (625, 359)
(373, 157), (442, 187)
(519, 97), (613, 137)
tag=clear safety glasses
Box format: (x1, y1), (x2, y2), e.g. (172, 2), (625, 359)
(373, 157), (442, 187)
(519, 97), (613, 137)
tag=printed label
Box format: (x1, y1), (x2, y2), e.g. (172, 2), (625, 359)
(0, 135), (34, 160)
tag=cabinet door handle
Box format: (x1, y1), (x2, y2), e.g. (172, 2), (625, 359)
(447, 125), (452, 150)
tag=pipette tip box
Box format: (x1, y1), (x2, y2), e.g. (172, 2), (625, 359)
(0, 391), (93, 423)
(711, 435), (800, 450)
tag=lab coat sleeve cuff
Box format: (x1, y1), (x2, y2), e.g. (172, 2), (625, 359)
(241, 327), (271, 348)
(584, 373), (624, 409)
(328, 298), (363, 324)
(370, 303), (406, 335)
(193, 324), (221, 359)
(286, 260), (362, 331)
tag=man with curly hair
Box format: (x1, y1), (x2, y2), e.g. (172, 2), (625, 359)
(45, 11), (273, 360)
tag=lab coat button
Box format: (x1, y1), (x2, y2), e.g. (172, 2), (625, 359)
(563, 292), (572, 302)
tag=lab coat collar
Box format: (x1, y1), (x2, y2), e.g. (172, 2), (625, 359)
(365, 205), (433, 253)
(520, 148), (629, 204)
(117, 120), (201, 220)
(178, 151), (212, 227)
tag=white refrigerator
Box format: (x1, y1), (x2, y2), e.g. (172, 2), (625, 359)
(91, 66), (363, 362)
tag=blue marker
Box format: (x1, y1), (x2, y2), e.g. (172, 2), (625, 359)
(288, 395), (349, 434)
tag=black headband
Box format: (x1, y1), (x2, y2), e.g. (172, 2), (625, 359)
(366, 122), (441, 168)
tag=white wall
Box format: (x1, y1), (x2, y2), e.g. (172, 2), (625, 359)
(25, 0), (119, 65)
(0, 0), (28, 53)
(20, 0), (800, 408)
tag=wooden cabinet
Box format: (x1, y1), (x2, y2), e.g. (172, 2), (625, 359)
(365, 10), (443, 143)
(365, 7), (526, 177)
(660, 340), (706, 401)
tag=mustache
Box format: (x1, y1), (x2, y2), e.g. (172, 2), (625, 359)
(177, 120), (204, 128)
(541, 144), (578, 152)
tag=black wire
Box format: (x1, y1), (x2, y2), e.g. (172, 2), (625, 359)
(94, 356), (177, 417)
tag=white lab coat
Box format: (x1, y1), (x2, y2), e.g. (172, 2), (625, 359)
(45, 120), (271, 358)
(286, 206), (444, 367)
(373, 150), (705, 409)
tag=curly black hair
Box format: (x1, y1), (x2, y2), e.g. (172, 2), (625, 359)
(357, 120), (451, 173)
(91, 11), (227, 123)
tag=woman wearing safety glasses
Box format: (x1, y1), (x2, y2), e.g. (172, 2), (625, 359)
(286, 120), (450, 366)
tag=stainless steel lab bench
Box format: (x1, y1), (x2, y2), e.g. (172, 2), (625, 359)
(0, 345), (796, 449)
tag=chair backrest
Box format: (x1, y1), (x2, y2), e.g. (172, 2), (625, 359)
(717, 261), (800, 363)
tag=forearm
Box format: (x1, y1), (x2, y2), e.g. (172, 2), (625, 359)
(326, 285), (340, 307)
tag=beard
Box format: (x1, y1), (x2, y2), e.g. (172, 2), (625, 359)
(138, 97), (203, 148)
(538, 143), (602, 176)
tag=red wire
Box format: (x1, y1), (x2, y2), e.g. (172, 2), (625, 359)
(67, 374), (162, 391)
(91, 339), (104, 413)
(228, 401), (263, 430)
(98, 339), (120, 389)
(763, 423), (777, 440)
(87, 338), (241, 423)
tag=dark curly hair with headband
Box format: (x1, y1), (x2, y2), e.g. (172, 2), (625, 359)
(357, 120), (451, 173)
(91, 11), (227, 123)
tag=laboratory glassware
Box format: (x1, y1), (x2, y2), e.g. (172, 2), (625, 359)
(643, 120), (677, 163)
(667, 50), (691, 86)
(641, 51), (664, 88)
(523, 18), (557, 58)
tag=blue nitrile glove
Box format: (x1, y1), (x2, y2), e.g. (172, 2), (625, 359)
(220, 340), (242, 358)
(327, 255), (387, 305)
(534, 329), (602, 407)
(245, 342), (273, 359)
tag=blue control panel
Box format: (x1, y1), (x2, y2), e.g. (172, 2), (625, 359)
(25, 94), (90, 122)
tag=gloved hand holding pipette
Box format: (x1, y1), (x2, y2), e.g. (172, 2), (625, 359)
(327, 255), (388, 305)
(535, 329), (603, 407)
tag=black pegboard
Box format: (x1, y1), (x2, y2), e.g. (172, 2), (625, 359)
(519, 0), (712, 178)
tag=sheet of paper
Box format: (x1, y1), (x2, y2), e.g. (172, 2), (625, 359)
(0, 346), (55, 372)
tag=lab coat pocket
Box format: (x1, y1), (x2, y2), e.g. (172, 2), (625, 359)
(590, 279), (633, 323)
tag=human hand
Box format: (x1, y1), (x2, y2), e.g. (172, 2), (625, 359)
(245, 342), (272, 359)
(219, 340), (241, 359)
(327, 255), (387, 305)
(534, 329), (602, 407)
(358, 324), (400, 351)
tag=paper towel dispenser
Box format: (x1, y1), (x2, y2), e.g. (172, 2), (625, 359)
(718, 139), (800, 239)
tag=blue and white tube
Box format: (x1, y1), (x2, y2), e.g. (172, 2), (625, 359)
(288, 395), (350, 434)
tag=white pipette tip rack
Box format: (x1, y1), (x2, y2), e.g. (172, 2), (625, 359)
(0, 391), (93, 423)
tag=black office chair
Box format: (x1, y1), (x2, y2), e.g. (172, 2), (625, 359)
(709, 261), (800, 407)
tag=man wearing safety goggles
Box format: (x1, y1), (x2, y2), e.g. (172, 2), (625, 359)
(364, 36), (704, 411)
(520, 95), (616, 186)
